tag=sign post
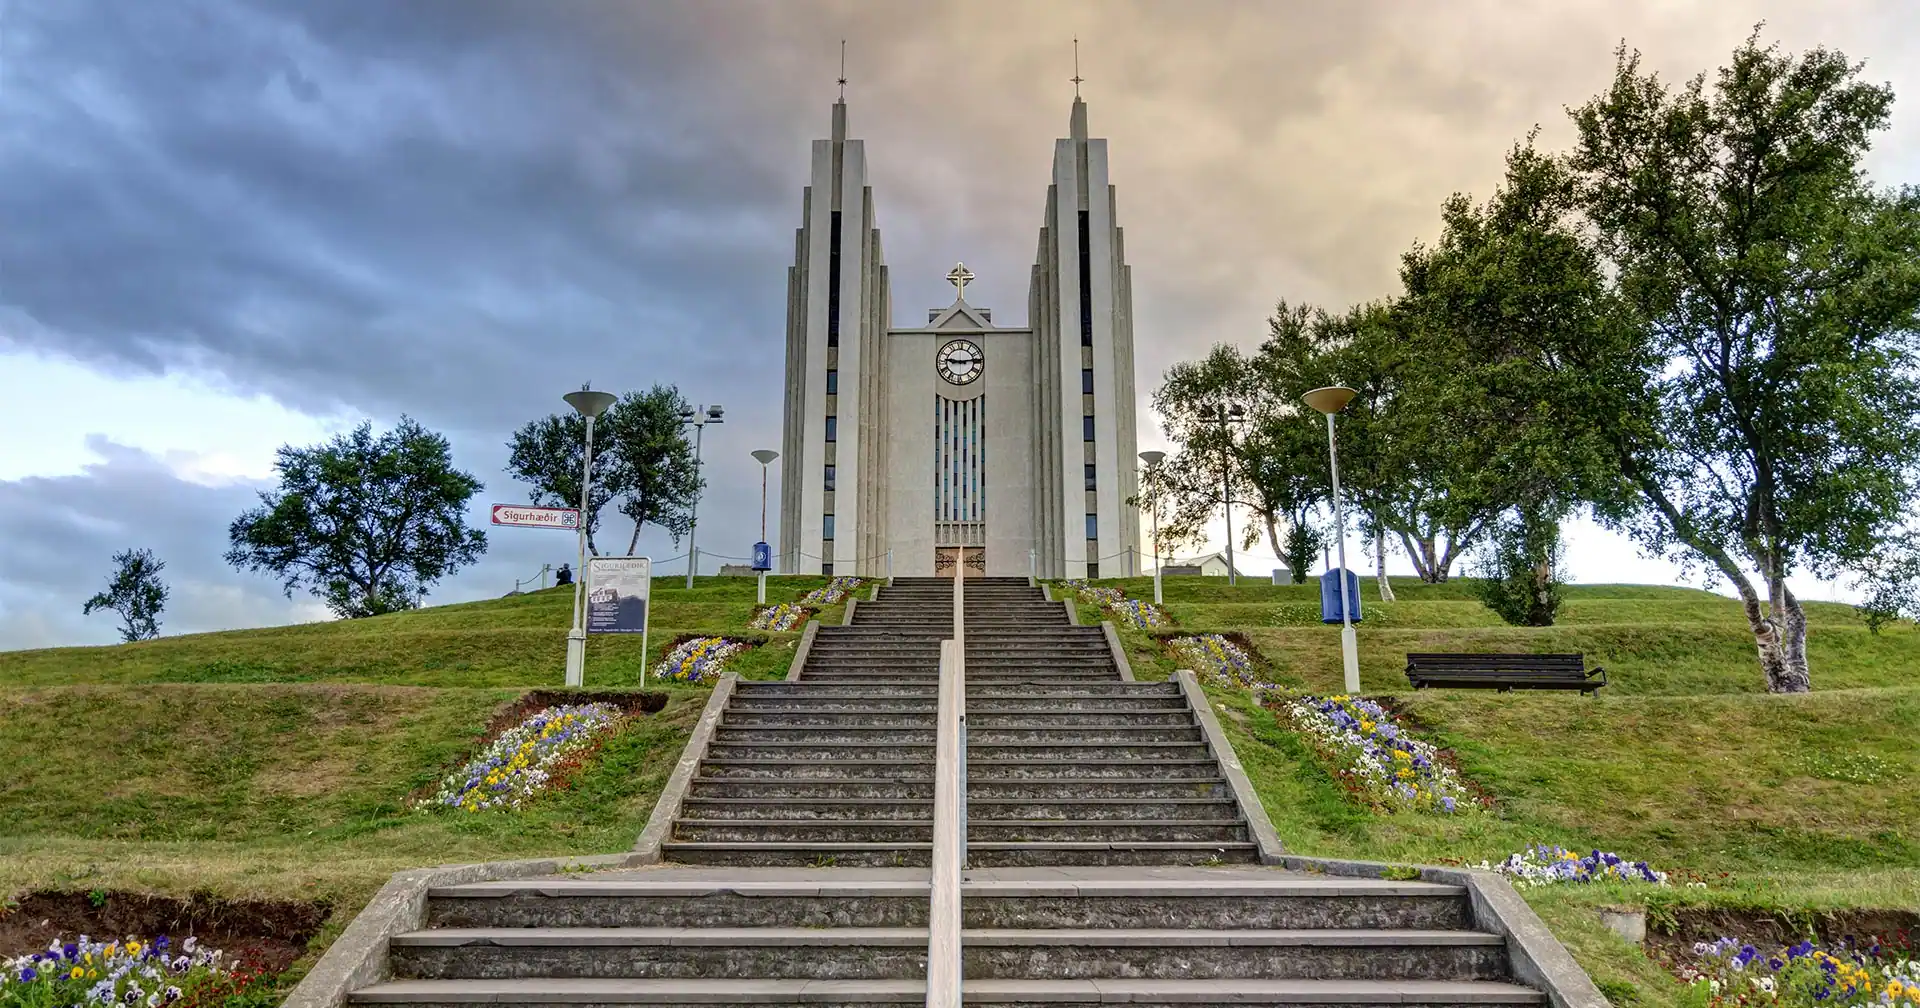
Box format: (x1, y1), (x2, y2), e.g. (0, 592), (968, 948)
(585, 556), (652, 688)
(490, 504), (581, 530)
(752, 541), (772, 605)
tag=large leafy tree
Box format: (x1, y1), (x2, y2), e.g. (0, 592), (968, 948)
(506, 409), (618, 556)
(82, 547), (168, 642)
(1393, 139), (1633, 619)
(600, 386), (703, 555)
(227, 418), (487, 619)
(1564, 33), (1920, 691)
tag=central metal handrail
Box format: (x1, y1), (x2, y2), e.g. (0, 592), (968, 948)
(928, 637), (964, 1008)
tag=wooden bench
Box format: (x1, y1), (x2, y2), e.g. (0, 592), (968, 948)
(1404, 653), (1607, 694)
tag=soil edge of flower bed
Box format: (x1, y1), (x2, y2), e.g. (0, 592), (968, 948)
(0, 891), (331, 976)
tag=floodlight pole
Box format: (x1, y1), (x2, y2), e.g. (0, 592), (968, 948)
(1304, 385), (1362, 694)
(751, 449), (779, 605)
(1139, 450), (1167, 605)
(1214, 405), (1247, 587)
(680, 404), (725, 590)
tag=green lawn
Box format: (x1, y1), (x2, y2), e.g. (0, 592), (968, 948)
(1073, 575), (1920, 1007)
(0, 574), (856, 981)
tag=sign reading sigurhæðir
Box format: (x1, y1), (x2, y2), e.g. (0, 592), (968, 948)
(490, 504), (580, 530)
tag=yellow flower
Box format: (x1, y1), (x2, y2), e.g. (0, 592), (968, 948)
(70, 967), (84, 979)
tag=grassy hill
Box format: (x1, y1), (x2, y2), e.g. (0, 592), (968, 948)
(3, 572), (1913, 1005)
(1091, 575), (1920, 1006)
(0, 576), (835, 924)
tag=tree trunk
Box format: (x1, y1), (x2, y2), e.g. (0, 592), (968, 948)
(626, 521), (642, 556)
(1374, 525), (1396, 602)
(1419, 536), (1442, 582)
(1765, 576), (1812, 693)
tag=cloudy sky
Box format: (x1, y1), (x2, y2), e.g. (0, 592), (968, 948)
(3, 0), (1917, 650)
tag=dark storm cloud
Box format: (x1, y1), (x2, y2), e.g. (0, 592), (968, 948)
(1, 0), (1914, 648)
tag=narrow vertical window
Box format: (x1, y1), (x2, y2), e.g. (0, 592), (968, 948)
(1085, 513), (1098, 539)
(823, 514), (836, 541)
(1081, 368), (1094, 395)
(825, 416), (838, 442)
(824, 465), (836, 492)
(822, 562), (834, 576)
(1077, 209), (1093, 347)
(826, 369), (838, 395)
(1083, 415), (1095, 442)
(827, 210), (842, 347)
(1084, 463), (1097, 491)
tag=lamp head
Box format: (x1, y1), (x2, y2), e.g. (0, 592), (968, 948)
(707, 405), (725, 422)
(563, 389), (618, 419)
(1138, 450), (1167, 466)
(751, 449), (779, 465)
(1302, 385), (1358, 415)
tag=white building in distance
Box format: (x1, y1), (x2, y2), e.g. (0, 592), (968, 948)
(778, 94), (1142, 579)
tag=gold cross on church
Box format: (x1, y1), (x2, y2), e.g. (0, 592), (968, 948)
(947, 262), (975, 299)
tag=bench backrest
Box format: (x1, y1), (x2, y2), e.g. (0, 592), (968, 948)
(1406, 652), (1588, 675)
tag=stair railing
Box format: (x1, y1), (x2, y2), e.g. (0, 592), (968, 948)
(928, 637), (965, 1008)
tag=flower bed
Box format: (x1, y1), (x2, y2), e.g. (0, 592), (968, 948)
(1667, 935), (1918, 1007)
(655, 636), (752, 685)
(1060, 579), (1170, 628)
(2, 934), (273, 1008)
(1168, 633), (1267, 688)
(422, 703), (624, 812)
(1471, 844), (1665, 887)
(801, 577), (865, 606)
(749, 603), (812, 631)
(1278, 694), (1476, 814)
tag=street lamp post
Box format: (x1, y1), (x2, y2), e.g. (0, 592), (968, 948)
(750, 449), (779, 605)
(1138, 450), (1167, 605)
(1303, 385), (1361, 693)
(1214, 403), (1248, 587)
(678, 404), (725, 590)
(562, 387), (618, 688)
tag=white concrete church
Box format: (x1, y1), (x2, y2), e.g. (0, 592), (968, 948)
(777, 93), (1142, 579)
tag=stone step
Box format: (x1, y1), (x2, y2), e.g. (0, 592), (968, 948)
(964, 673), (1123, 684)
(388, 927), (928, 981)
(350, 978), (928, 1006)
(963, 841), (1262, 867)
(967, 758), (1221, 780)
(704, 743), (936, 762)
(672, 819), (932, 844)
(967, 742), (1208, 761)
(680, 798), (934, 820)
(958, 928), (1508, 981)
(723, 712), (937, 728)
(968, 777), (1232, 800)
(966, 683), (1178, 698)
(691, 760), (934, 781)
(967, 706), (1190, 721)
(960, 978), (1545, 1006)
(963, 651), (1114, 661)
(961, 878), (1471, 931)
(967, 798), (1242, 821)
(967, 819), (1249, 843)
(713, 728), (937, 745)
(797, 676), (941, 685)
(726, 700), (939, 714)
(965, 698), (1187, 713)
(660, 842), (933, 868)
(965, 727), (1204, 745)
(734, 684), (938, 697)
(426, 877), (929, 929)
(692, 777), (934, 800)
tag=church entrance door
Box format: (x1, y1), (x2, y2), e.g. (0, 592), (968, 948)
(934, 547), (985, 579)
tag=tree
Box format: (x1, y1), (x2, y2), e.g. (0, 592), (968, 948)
(1474, 508), (1568, 626)
(82, 548), (168, 642)
(506, 411), (616, 557)
(1564, 32), (1920, 691)
(599, 386), (703, 555)
(226, 417), (487, 619)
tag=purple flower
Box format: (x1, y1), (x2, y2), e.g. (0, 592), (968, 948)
(19, 967), (37, 982)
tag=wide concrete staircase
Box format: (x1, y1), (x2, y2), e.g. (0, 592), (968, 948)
(660, 577), (952, 868)
(344, 574), (1558, 1008)
(964, 577), (1260, 866)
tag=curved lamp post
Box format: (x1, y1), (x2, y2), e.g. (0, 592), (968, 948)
(1214, 403), (1248, 586)
(1138, 450), (1166, 605)
(563, 387), (618, 688)
(750, 449), (779, 603)
(1303, 385), (1360, 693)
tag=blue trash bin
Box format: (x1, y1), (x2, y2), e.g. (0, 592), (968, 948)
(1319, 568), (1362, 624)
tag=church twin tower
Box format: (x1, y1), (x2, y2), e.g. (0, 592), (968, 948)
(778, 95), (1141, 579)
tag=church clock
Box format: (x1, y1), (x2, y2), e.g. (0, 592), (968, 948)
(936, 339), (984, 385)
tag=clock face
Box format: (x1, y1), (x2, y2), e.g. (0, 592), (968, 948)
(937, 339), (984, 385)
